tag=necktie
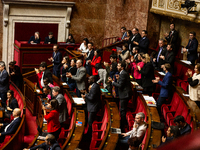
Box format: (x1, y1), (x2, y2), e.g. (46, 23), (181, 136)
(188, 40), (192, 48)
(157, 48), (163, 62)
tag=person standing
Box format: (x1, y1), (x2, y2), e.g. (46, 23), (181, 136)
(48, 44), (62, 78)
(108, 61), (132, 131)
(0, 61), (9, 108)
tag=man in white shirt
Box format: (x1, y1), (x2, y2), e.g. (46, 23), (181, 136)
(119, 112), (147, 147)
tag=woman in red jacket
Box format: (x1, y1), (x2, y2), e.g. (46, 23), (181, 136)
(90, 49), (101, 76)
(42, 99), (61, 140)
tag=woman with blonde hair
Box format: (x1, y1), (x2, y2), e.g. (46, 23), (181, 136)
(138, 53), (155, 96)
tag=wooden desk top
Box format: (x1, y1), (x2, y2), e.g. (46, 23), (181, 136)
(71, 50), (82, 56)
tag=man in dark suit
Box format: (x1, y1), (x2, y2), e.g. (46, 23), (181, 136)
(108, 61), (132, 131)
(24, 134), (61, 150)
(153, 39), (167, 71)
(174, 115), (191, 136)
(81, 76), (102, 137)
(164, 23), (178, 46)
(44, 32), (57, 44)
(182, 31), (198, 66)
(35, 62), (53, 89)
(152, 63), (173, 115)
(48, 44), (62, 78)
(159, 44), (175, 74)
(0, 108), (21, 142)
(121, 27), (127, 40)
(0, 61), (9, 108)
(83, 42), (94, 75)
(129, 28), (141, 52)
(133, 30), (149, 54)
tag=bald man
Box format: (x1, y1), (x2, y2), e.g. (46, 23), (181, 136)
(66, 59), (86, 97)
(0, 108), (21, 142)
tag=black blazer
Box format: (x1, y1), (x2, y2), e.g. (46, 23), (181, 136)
(165, 30), (178, 45)
(130, 33), (141, 50)
(30, 142), (61, 150)
(155, 46), (167, 71)
(85, 83), (102, 113)
(61, 63), (69, 82)
(112, 70), (132, 99)
(164, 51), (175, 73)
(44, 36), (57, 44)
(28, 36), (41, 44)
(186, 38), (198, 62)
(67, 66), (77, 84)
(53, 51), (62, 72)
(7, 99), (19, 115)
(0, 69), (9, 93)
(85, 50), (94, 62)
(43, 69), (53, 84)
(138, 37), (149, 53)
(1, 117), (21, 136)
(140, 62), (155, 88)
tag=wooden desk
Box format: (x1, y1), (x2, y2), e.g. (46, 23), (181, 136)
(71, 50), (82, 56)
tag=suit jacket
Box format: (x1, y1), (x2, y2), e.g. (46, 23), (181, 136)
(85, 50), (94, 62)
(85, 83), (102, 112)
(61, 63), (69, 82)
(91, 56), (101, 76)
(30, 142), (61, 150)
(7, 99), (19, 115)
(112, 70), (132, 99)
(9, 65), (22, 84)
(44, 36), (57, 44)
(158, 71), (172, 98)
(129, 33), (141, 50)
(28, 36), (40, 44)
(138, 37), (149, 53)
(1, 117), (21, 136)
(55, 94), (68, 123)
(0, 69), (9, 93)
(53, 51), (62, 72)
(155, 46), (167, 71)
(44, 69), (53, 84)
(165, 30), (178, 45)
(66, 66), (77, 84)
(140, 62), (155, 88)
(44, 110), (60, 132)
(186, 38), (198, 62)
(71, 66), (86, 90)
(163, 51), (175, 73)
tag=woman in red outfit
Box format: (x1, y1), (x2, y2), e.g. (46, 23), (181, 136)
(90, 49), (101, 76)
(42, 99), (61, 140)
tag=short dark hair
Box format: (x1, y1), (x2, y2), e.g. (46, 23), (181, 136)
(43, 78), (50, 84)
(46, 134), (56, 144)
(50, 99), (59, 110)
(170, 23), (175, 28)
(170, 126), (180, 138)
(40, 62), (47, 68)
(44, 85), (51, 91)
(174, 115), (185, 123)
(123, 43), (128, 49)
(133, 27), (139, 32)
(121, 27), (126, 30)
(127, 137), (140, 148)
(53, 44), (59, 49)
(49, 32), (53, 35)
(71, 58), (76, 63)
(9, 61), (17, 66)
(142, 30), (148, 34)
(110, 54), (117, 59)
(133, 46), (140, 52)
(127, 30), (133, 36)
(190, 31), (196, 36)
(88, 42), (93, 46)
(119, 61), (126, 69)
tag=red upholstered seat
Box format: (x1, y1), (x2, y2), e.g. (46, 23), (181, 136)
(141, 128), (148, 150)
(180, 81), (189, 93)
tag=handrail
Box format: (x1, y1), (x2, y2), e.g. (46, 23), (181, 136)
(102, 37), (119, 47)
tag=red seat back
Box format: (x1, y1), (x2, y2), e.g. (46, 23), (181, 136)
(64, 93), (72, 117)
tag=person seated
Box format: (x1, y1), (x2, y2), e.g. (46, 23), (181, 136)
(5, 90), (19, 118)
(119, 112), (147, 147)
(95, 63), (108, 89)
(118, 43), (130, 62)
(9, 61), (23, 89)
(66, 58), (77, 91)
(152, 63), (173, 116)
(83, 42), (94, 75)
(43, 85), (53, 101)
(186, 64), (200, 108)
(174, 115), (191, 135)
(0, 108), (21, 143)
(61, 56), (70, 82)
(52, 86), (68, 123)
(127, 137), (141, 150)
(23, 134), (61, 150)
(160, 126), (180, 146)
(44, 32), (57, 44)
(66, 34), (75, 44)
(43, 78), (54, 88)
(42, 99), (61, 140)
(28, 31), (41, 44)
(90, 49), (101, 77)
(78, 38), (89, 53)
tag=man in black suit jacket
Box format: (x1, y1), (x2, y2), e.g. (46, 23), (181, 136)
(108, 61), (132, 131)
(0, 108), (21, 142)
(24, 134), (61, 150)
(133, 30), (149, 54)
(129, 28), (141, 52)
(164, 23), (178, 45)
(183, 31), (198, 66)
(153, 39), (167, 71)
(44, 32), (57, 44)
(48, 44), (62, 78)
(82, 76), (102, 137)
(159, 44), (175, 74)
(35, 62), (53, 89)
(83, 42), (94, 75)
(0, 61), (9, 108)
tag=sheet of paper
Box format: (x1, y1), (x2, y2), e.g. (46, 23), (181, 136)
(131, 81), (139, 86)
(183, 93), (189, 97)
(180, 60), (192, 65)
(62, 82), (67, 85)
(72, 97), (85, 104)
(158, 72), (165, 76)
(36, 89), (41, 93)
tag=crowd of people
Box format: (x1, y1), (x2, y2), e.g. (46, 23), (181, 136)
(0, 22), (199, 150)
